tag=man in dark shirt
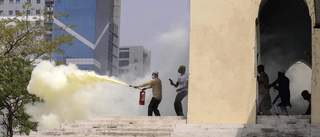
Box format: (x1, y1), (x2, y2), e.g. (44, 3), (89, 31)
(301, 90), (311, 115)
(267, 69), (292, 115)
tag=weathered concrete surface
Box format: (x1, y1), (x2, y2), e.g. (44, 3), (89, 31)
(13, 115), (320, 137)
(189, 0), (320, 124)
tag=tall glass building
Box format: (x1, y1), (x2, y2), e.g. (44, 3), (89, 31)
(52, 0), (120, 76)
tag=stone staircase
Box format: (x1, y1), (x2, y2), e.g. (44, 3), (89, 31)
(14, 115), (320, 137)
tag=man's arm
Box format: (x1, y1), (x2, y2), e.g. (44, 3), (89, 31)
(134, 79), (154, 89)
(266, 77), (280, 89)
(305, 103), (311, 115)
(169, 79), (179, 88)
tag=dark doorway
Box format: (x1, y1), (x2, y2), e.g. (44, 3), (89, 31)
(257, 0), (311, 115)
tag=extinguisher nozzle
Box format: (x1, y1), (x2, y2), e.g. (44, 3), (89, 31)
(129, 85), (132, 87)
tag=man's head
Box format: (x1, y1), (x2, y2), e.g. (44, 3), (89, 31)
(152, 71), (159, 79)
(278, 69), (285, 76)
(301, 90), (310, 100)
(178, 65), (186, 74)
(257, 65), (264, 74)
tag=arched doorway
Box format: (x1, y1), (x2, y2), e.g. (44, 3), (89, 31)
(256, 0), (311, 115)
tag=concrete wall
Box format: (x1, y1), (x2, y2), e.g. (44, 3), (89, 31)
(189, 0), (320, 124)
(308, 0), (320, 124)
(311, 29), (320, 124)
(188, 0), (259, 124)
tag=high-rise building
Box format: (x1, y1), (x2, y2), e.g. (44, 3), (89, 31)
(44, 0), (54, 42)
(0, 0), (53, 64)
(52, 0), (121, 76)
(118, 46), (151, 77)
(0, 0), (44, 17)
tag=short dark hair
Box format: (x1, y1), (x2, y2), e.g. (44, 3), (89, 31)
(258, 65), (264, 71)
(301, 90), (310, 96)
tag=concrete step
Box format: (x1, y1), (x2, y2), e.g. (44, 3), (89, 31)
(257, 115), (311, 124)
(245, 123), (310, 129)
(30, 130), (171, 137)
(14, 116), (320, 137)
(92, 116), (186, 120)
(44, 127), (173, 132)
(171, 131), (242, 137)
(74, 119), (187, 125)
(172, 124), (244, 137)
(61, 123), (175, 129)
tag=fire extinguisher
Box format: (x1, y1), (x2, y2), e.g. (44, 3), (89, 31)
(139, 89), (146, 105)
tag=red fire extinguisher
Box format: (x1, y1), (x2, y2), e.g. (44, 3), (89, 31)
(139, 89), (146, 105)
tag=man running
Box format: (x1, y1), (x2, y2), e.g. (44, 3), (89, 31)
(169, 65), (188, 116)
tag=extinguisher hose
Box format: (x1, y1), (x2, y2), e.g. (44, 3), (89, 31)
(129, 85), (145, 90)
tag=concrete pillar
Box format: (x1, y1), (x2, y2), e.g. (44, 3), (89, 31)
(188, 0), (259, 124)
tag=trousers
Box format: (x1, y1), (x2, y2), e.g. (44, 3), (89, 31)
(273, 97), (288, 115)
(148, 97), (161, 116)
(174, 90), (188, 116)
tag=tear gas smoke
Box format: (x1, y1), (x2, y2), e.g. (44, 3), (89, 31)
(259, 0), (311, 115)
(26, 25), (189, 130)
(26, 61), (145, 130)
(284, 61), (311, 115)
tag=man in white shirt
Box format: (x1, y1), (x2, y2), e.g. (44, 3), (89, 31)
(257, 65), (272, 115)
(169, 65), (188, 116)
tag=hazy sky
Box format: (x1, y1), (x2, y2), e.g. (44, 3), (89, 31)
(120, 0), (190, 47)
(118, 0), (191, 116)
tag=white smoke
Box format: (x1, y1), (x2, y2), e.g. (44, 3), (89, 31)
(286, 61), (311, 115)
(266, 61), (311, 115)
(145, 25), (190, 116)
(26, 25), (189, 130)
(26, 61), (145, 130)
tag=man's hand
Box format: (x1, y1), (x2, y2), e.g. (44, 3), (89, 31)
(134, 86), (139, 88)
(176, 88), (181, 92)
(142, 88), (147, 90)
(169, 79), (174, 85)
(273, 85), (279, 89)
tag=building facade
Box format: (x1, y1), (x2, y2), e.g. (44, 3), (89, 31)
(0, 0), (53, 64)
(118, 46), (151, 78)
(0, 0), (44, 17)
(52, 0), (121, 76)
(189, 0), (320, 124)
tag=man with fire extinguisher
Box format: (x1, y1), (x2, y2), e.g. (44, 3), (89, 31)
(134, 71), (162, 116)
(169, 65), (188, 116)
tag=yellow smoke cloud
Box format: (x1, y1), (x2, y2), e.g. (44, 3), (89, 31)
(26, 61), (143, 130)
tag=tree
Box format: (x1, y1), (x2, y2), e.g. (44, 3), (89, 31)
(0, 57), (39, 137)
(0, 3), (74, 62)
(0, 3), (74, 137)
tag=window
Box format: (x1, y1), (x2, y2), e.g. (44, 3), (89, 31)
(9, 10), (13, 15)
(108, 44), (113, 52)
(37, 0), (40, 4)
(120, 48), (130, 50)
(9, 0), (13, 4)
(27, 10), (30, 15)
(0, 0), (4, 5)
(108, 54), (113, 63)
(119, 52), (129, 58)
(36, 10), (40, 15)
(15, 10), (19, 15)
(119, 60), (129, 67)
(0, 10), (3, 15)
(16, 0), (20, 4)
(27, 0), (31, 3)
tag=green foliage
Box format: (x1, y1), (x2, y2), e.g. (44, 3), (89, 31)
(0, 2), (75, 137)
(0, 57), (40, 137)
(0, 2), (74, 62)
